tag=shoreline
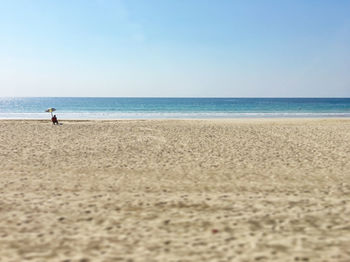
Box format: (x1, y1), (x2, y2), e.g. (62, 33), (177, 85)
(1, 117), (350, 121)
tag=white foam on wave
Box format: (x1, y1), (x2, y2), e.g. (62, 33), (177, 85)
(1, 112), (350, 119)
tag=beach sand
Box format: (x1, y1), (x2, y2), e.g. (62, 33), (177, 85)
(1, 119), (350, 262)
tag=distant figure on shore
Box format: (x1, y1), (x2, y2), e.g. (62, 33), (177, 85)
(52, 115), (59, 125)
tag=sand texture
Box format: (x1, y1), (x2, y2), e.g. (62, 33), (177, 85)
(1, 119), (350, 262)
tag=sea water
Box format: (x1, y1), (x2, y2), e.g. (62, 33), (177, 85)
(0, 97), (350, 119)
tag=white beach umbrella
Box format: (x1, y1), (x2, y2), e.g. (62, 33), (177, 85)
(45, 108), (56, 117)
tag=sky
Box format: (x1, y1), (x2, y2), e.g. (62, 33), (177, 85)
(0, 0), (349, 97)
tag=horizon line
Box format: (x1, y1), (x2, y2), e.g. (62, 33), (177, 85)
(1, 96), (350, 99)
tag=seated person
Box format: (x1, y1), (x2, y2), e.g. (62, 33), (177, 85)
(51, 115), (59, 125)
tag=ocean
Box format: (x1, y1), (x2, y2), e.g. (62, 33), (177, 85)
(0, 97), (350, 119)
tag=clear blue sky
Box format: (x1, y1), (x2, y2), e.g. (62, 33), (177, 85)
(1, 0), (349, 97)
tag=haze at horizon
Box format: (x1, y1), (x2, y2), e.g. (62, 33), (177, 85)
(0, 0), (349, 97)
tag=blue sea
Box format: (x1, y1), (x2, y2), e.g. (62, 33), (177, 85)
(0, 97), (350, 119)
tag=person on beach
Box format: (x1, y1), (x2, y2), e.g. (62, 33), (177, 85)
(51, 115), (59, 125)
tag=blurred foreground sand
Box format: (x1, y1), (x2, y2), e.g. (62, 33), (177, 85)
(1, 119), (350, 262)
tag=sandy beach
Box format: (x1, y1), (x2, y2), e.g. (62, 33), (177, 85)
(1, 119), (350, 262)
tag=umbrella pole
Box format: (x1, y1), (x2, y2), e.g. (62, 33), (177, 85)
(51, 111), (53, 118)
